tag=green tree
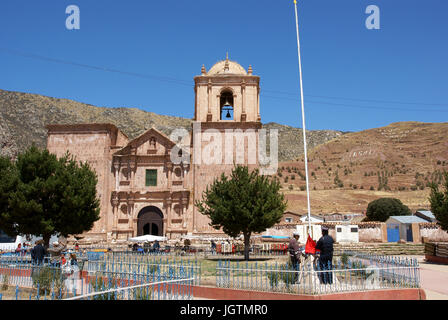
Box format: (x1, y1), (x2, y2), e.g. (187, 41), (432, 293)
(0, 146), (100, 247)
(429, 172), (448, 231)
(365, 198), (411, 222)
(195, 166), (287, 261)
(0, 156), (19, 235)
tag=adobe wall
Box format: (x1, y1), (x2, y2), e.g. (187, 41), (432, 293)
(420, 223), (448, 242)
(358, 223), (385, 243)
(46, 127), (115, 240)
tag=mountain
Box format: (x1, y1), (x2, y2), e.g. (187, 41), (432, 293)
(0, 89), (342, 161)
(279, 121), (448, 213)
(1, 89), (446, 214)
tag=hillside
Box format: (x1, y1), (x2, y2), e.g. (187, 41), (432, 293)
(0, 89), (342, 161)
(1, 89), (446, 214)
(279, 121), (448, 213)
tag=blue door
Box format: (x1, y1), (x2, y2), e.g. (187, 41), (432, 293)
(387, 224), (400, 242)
(406, 225), (413, 242)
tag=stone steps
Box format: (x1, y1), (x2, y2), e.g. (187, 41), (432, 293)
(334, 243), (424, 255)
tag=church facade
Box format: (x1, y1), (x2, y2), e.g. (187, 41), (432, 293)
(46, 57), (271, 242)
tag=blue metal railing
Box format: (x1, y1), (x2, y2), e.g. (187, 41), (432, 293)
(0, 252), (197, 300)
(216, 252), (421, 295)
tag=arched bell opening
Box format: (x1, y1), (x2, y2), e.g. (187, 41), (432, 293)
(220, 90), (234, 120)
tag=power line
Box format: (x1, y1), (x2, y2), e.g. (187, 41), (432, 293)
(263, 89), (448, 107)
(261, 94), (448, 113)
(1, 47), (447, 112)
(0, 47), (192, 87)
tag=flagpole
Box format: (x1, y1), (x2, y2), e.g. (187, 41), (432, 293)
(293, 0), (312, 237)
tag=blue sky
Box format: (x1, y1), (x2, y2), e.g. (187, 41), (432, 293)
(0, 0), (447, 132)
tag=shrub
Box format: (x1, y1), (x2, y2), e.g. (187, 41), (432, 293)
(366, 198), (411, 222)
(1, 274), (9, 291)
(89, 274), (119, 300)
(31, 266), (65, 296)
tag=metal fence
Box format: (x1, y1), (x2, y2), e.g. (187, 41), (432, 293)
(0, 253), (196, 300)
(84, 253), (202, 285)
(64, 277), (194, 301)
(216, 253), (420, 295)
(108, 245), (290, 257)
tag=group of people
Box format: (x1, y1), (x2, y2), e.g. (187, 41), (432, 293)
(133, 240), (161, 253)
(27, 239), (79, 272)
(288, 226), (334, 285)
(15, 243), (31, 256)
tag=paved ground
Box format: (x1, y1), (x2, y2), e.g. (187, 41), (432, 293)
(415, 255), (448, 300)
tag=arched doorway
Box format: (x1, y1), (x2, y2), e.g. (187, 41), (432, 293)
(137, 206), (164, 236)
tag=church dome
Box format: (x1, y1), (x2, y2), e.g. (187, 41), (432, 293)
(207, 54), (247, 76)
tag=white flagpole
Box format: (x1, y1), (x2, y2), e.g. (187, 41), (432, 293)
(293, 0), (312, 236)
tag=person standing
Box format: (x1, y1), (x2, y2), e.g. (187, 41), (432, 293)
(211, 240), (216, 254)
(153, 240), (160, 253)
(288, 231), (304, 283)
(315, 226), (334, 284)
(61, 254), (67, 267)
(22, 243), (29, 256)
(15, 243), (22, 255)
(31, 240), (46, 265)
(48, 241), (67, 267)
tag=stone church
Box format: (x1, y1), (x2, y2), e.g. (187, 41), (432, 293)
(46, 56), (267, 242)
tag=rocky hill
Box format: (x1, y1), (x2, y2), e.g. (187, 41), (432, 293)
(1, 89), (446, 214)
(0, 89), (342, 161)
(279, 122), (448, 213)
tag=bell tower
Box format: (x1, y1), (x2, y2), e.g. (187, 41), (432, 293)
(191, 55), (263, 234)
(194, 54), (261, 123)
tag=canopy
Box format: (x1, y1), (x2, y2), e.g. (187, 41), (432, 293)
(128, 235), (167, 243)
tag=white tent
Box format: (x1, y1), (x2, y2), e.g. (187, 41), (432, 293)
(128, 235), (167, 242)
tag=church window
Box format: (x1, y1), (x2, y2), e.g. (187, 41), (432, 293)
(145, 169), (157, 187)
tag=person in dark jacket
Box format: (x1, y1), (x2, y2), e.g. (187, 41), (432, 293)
(152, 240), (160, 253)
(31, 240), (46, 265)
(288, 231), (304, 283)
(315, 226), (334, 284)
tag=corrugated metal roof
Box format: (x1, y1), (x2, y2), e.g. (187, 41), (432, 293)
(388, 216), (428, 224)
(416, 210), (435, 219)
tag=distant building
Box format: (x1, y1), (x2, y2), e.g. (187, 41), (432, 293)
(300, 213), (324, 223)
(281, 211), (303, 224)
(323, 213), (363, 223)
(385, 216), (427, 242)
